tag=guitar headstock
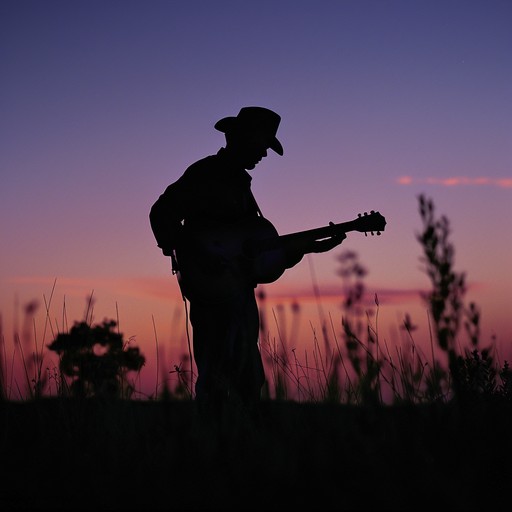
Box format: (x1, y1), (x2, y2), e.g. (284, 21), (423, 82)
(354, 210), (387, 236)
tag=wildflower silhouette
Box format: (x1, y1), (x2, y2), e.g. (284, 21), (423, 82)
(417, 194), (511, 403)
(48, 319), (145, 398)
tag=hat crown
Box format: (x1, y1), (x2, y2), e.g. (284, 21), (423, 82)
(235, 107), (280, 134)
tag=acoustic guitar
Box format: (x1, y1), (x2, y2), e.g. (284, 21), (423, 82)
(175, 210), (386, 303)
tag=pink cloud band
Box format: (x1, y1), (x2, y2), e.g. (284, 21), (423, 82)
(397, 176), (512, 188)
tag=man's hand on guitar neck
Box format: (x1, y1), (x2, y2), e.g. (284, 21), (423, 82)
(308, 222), (346, 254)
(283, 222), (346, 269)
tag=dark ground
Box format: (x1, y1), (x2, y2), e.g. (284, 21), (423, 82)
(1, 398), (511, 511)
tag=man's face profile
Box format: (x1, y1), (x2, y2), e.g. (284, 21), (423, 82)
(227, 130), (270, 170)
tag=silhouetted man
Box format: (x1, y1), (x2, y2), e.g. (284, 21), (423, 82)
(150, 106), (344, 419)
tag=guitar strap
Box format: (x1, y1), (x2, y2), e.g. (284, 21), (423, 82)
(248, 185), (264, 218)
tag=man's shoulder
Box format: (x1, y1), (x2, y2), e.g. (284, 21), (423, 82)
(184, 152), (222, 176)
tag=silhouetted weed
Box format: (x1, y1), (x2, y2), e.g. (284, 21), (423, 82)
(47, 319), (145, 399)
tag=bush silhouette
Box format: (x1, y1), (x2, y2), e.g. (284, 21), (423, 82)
(48, 319), (145, 398)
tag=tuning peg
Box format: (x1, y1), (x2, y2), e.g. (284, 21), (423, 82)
(377, 231), (381, 236)
(370, 210), (375, 214)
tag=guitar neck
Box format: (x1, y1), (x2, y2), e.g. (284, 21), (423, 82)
(247, 211), (386, 255)
(281, 220), (356, 243)
(255, 220), (357, 253)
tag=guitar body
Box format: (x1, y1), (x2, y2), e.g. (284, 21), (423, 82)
(174, 210), (386, 304)
(176, 216), (288, 303)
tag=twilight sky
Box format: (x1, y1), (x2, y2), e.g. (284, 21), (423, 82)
(1, 0), (511, 397)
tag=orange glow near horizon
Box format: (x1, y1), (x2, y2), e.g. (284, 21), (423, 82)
(2, 269), (510, 401)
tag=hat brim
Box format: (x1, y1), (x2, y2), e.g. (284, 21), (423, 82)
(214, 117), (283, 156)
(269, 138), (284, 156)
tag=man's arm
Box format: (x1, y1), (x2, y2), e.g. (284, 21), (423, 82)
(149, 181), (187, 256)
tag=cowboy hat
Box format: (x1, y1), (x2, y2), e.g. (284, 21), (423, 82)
(214, 106), (283, 156)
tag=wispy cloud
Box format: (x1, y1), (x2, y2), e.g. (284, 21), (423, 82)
(261, 281), (486, 307)
(261, 283), (426, 306)
(397, 176), (512, 188)
(8, 275), (180, 301)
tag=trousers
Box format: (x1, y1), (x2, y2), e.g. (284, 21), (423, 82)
(189, 287), (265, 412)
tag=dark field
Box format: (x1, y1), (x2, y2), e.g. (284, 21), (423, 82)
(1, 398), (511, 511)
